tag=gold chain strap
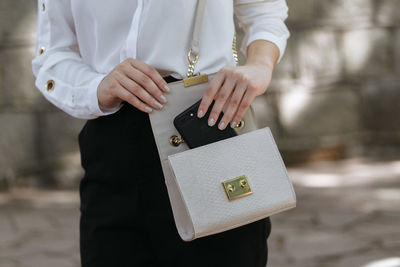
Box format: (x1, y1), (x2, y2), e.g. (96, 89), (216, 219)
(186, 34), (238, 78)
(187, 49), (199, 77)
(232, 33), (239, 65)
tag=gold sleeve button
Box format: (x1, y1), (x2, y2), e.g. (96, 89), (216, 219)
(45, 80), (55, 92)
(39, 47), (45, 55)
(42, 3), (46, 11)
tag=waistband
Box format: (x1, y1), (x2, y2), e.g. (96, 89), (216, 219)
(163, 75), (182, 83)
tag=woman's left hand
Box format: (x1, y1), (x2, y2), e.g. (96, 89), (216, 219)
(197, 63), (273, 130)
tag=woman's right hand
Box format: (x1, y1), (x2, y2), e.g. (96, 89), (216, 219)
(97, 58), (170, 113)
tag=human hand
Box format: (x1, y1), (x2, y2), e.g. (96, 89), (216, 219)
(97, 58), (170, 113)
(197, 63), (273, 130)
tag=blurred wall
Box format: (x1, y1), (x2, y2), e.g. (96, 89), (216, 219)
(0, 0), (400, 189)
(246, 0), (400, 163)
(0, 0), (85, 188)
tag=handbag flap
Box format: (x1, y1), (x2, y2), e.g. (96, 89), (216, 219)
(167, 127), (296, 238)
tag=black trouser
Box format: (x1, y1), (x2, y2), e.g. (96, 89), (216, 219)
(78, 76), (271, 267)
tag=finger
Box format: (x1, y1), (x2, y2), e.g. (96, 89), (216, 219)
(115, 85), (153, 114)
(116, 73), (164, 110)
(207, 75), (237, 127)
(231, 90), (256, 128)
(197, 70), (226, 118)
(122, 66), (168, 105)
(127, 58), (170, 93)
(218, 82), (247, 130)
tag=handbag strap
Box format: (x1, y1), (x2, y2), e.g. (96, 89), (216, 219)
(187, 0), (207, 77)
(186, 0), (238, 78)
(191, 0), (207, 57)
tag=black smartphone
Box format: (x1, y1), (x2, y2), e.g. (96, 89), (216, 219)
(173, 99), (237, 149)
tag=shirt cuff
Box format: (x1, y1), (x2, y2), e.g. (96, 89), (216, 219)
(243, 32), (288, 63)
(87, 74), (122, 117)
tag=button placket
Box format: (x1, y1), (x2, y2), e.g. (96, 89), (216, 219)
(39, 1), (47, 55)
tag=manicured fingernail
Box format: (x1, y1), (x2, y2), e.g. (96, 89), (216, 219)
(164, 85), (170, 93)
(197, 109), (204, 118)
(208, 117), (215, 127)
(231, 121), (237, 128)
(160, 95), (167, 104)
(218, 121), (225, 130)
(145, 106), (153, 113)
(155, 101), (163, 109)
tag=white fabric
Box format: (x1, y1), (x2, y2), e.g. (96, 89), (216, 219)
(32, 0), (290, 119)
(167, 127), (296, 241)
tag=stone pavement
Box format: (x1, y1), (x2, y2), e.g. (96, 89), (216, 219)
(0, 158), (399, 267)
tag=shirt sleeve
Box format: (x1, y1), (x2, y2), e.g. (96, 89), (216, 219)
(234, 0), (290, 63)
(32, 0), (121, 119)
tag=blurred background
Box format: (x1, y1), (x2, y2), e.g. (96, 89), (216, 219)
(0, 0), (399, 266)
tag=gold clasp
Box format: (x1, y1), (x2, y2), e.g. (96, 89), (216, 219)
(183, 73), (208, 87)
(184, 49), (209, 87)
(222, 175), (252, 201)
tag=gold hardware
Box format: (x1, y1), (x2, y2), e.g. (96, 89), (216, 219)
(39, 47), (45, 55)
(183, 73), (208, 87)
(227, 184), (235, 193)
(184, 49), (208, 87)
(169, 135), (184, 147)
(234, 120), (245, 130)
(222, 175), (252, 201)
(45, 80), (55, 92)
(42, 3), (46, 11)
(232, 34), (238, 65)
(187, 49), (199, 78)
(185, 36), (238, 82)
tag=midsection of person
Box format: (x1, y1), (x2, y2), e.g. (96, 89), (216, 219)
(71, 0), (236, 78)
(33, 0), (289, 123)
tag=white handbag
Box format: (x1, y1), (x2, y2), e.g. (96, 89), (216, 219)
(149, 0), (296, 241)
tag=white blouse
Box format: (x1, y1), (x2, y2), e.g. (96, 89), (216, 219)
(32, 0), (290, 119)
